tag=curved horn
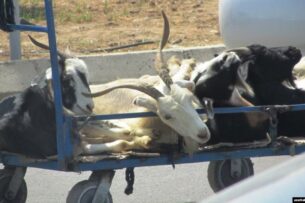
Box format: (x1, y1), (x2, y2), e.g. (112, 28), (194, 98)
(226, 47), (254, 62)
(28, 35), (69, 60)
(83, 80), (164, 100)
(155, 11), (173, 89)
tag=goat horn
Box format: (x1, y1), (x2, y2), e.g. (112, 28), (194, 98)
(28, 35), (69, 60)
(83, 80), (164, 100)
(227, 47), (254, 62)
(155, 11), (173, 89)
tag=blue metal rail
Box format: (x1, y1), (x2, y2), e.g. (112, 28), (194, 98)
(1, 144), (305, 172)
(2, 0), (305, 172)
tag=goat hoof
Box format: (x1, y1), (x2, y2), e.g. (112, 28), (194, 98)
(134, 136), (153, 149)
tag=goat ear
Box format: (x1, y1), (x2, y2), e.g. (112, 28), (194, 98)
(237, 61), (250, 81)
(45, 63), (65, 80)
(228, 88), (253, 107)
(174, 80), (195, 92)
(236, 61), (254, 96)
(65, 46), (72, 56)
(45, 68), (52, 80)
(133, 97), (157, 113)
(46, 79), (54, 99)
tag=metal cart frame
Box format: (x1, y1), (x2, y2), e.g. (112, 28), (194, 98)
(2, 0), (305, 202)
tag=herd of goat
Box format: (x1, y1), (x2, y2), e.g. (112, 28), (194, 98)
(1, 12), (305, 159)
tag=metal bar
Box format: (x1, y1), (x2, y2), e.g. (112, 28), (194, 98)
(75, 104), (305, 121)
(75, 145), (305, 171)
(7, 24), (48, 32)
(9, 0), (21, 60)
(1, 145), (305, 171)
(0, 153), (58, 170)
(64, 116), (75, 160)
(44, 0), (66, 170)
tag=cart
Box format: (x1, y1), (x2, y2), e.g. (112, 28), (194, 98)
(1, 1), (305, 202)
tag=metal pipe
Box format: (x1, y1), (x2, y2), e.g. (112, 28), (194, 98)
(44, 0), (66, 170)
(7, 24), (48, 33)
(9, 0), (21, 60)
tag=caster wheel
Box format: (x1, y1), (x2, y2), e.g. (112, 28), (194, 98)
(0, 169), (27, 203)
(66, 180), (113, 203)
(208, 158), (254, 192)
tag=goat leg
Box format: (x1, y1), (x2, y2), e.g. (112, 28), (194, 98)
(81, 135), (153, 154)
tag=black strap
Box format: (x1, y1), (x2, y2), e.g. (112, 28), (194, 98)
(0, 0), (15, 32)
(124, 167), (135, 195)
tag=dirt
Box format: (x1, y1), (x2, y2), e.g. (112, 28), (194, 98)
(0, 0), (221, 61)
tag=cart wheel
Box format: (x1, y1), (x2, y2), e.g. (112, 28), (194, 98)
(66, 180), (113, 203)
(0, 169), (27, 203)
(207, 158), (254, 192)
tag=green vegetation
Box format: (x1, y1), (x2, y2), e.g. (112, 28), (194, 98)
(20, 0), (93, 23)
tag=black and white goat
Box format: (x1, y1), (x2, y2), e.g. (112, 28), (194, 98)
(0, 37), (94, 158)
(179, 52), (269, 145)
(229, 45), (305, 137)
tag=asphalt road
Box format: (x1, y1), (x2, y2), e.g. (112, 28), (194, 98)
(22, 156), (290, 203)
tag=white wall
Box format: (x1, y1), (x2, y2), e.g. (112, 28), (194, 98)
(0, 45), (224, 98)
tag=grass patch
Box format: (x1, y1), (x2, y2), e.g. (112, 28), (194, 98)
(20, 5), (45, 21)
(20, 0), (45, 21)
(56, 1), (93, 23)
(19, 0), (93, 23)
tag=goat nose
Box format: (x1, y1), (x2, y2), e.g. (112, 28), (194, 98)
(197, 128), (210, 141)
(86, 104), (93, 112)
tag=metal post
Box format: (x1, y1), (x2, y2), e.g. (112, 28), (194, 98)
(9, 0), (21, 60)
(44, 0), (66, 170)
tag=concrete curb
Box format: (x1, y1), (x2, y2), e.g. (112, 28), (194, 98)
(0, 45), (225, 96)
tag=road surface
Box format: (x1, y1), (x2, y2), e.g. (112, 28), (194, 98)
(23, 156), (290, 203)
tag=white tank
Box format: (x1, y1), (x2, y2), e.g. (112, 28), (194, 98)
(219, 0), (305, 49)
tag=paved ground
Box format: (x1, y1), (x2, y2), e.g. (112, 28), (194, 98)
(23, 156), (290, 203)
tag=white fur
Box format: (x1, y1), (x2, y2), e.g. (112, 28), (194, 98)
(81, 76), (210, 154)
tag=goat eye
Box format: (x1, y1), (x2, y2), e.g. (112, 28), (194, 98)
(164, 114), (172, 120)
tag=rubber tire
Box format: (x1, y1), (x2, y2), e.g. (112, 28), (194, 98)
(207, 158), (254, 192)
(0, 170), (27, 203)
(66, 180), (113, 203)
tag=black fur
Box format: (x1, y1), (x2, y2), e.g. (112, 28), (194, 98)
(0, 86), (57, 157)
(192, 52), (269, 144)
(193, 54), (241, 104)
(237, 45), (305, 137)
(0, 58), (85, 158)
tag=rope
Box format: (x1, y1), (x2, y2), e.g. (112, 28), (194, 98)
(124, 167), (135, 195)
(0, 0), (15, 32)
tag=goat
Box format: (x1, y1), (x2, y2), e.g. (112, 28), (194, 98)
(0, 37), (94, 158)
(80, 11), (211, 154)
(165, 52), (268, 145)
(227, 44), (305, 137)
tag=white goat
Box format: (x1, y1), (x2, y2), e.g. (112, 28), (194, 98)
(80, 12), (210, 154)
